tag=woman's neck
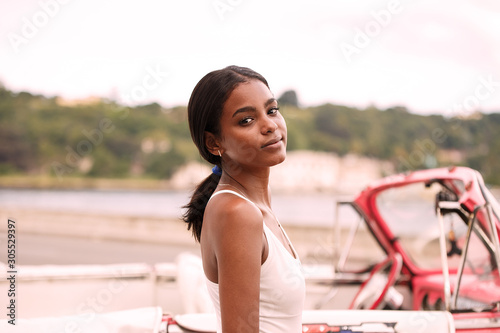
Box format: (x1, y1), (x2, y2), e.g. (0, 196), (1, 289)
(219, 167), (271, 206)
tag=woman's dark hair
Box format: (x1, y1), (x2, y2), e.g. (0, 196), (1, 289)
(183, 65), (269, 242)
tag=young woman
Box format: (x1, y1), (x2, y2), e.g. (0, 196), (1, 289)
(183, 66), (305, 332)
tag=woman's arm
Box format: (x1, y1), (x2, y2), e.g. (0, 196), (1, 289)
(212, 197), (263, 332)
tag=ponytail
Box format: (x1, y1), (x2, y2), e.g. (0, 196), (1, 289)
(182, 171), (220, 242)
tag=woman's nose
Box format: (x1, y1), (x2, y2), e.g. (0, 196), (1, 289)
(261, 117), (278, 134)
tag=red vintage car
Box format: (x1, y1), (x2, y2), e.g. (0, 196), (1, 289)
(316, 166), (500, 332)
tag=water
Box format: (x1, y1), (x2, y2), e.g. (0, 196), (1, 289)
(0, 188), (341, 227)
(0, 188), (190, 218)
(3, 187), (499, 228)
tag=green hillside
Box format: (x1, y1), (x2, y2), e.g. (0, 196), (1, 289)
(1, 87), (499, 186)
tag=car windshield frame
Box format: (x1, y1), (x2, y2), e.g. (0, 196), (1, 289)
(367, 172), (500, 311)
(345, 167), (500, 312)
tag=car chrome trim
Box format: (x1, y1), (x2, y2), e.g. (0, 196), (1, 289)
(454, 317), (500, 329)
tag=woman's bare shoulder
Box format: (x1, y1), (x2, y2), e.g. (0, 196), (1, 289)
(206, 192), (262, 227)
(204, 192), (263, 247)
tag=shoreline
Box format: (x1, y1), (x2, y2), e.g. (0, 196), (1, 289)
(0, 174), (355, 196)
(0, 175), (174, 191)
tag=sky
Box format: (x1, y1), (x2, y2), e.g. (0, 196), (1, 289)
(1, 0), (500, 116)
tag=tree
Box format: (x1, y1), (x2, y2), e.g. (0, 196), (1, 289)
(278, 90), (299, 107)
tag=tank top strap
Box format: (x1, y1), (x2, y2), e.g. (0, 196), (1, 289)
(209, 189), (258, 208)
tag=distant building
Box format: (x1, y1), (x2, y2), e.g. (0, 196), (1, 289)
(55, 96), (103, 107)
(270, 151), (394, 194)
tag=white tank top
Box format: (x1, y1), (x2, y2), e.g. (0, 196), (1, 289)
(205, 190), (305, 333)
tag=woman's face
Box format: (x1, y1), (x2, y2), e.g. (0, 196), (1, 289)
(218, 79), (287, 171)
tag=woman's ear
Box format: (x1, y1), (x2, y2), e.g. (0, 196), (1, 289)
(204, 131), (221, 156)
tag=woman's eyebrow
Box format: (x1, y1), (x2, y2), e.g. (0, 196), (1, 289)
(264, 98), (277, 107)
(232, 106), (256, 118)
(232, 98), (277, 118)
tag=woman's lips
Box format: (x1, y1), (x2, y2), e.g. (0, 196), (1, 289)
(261, 137), (282, 149)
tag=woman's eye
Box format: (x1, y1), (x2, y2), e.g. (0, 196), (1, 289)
(268, 107), (280, 115)
(239, 117), (253, 125)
